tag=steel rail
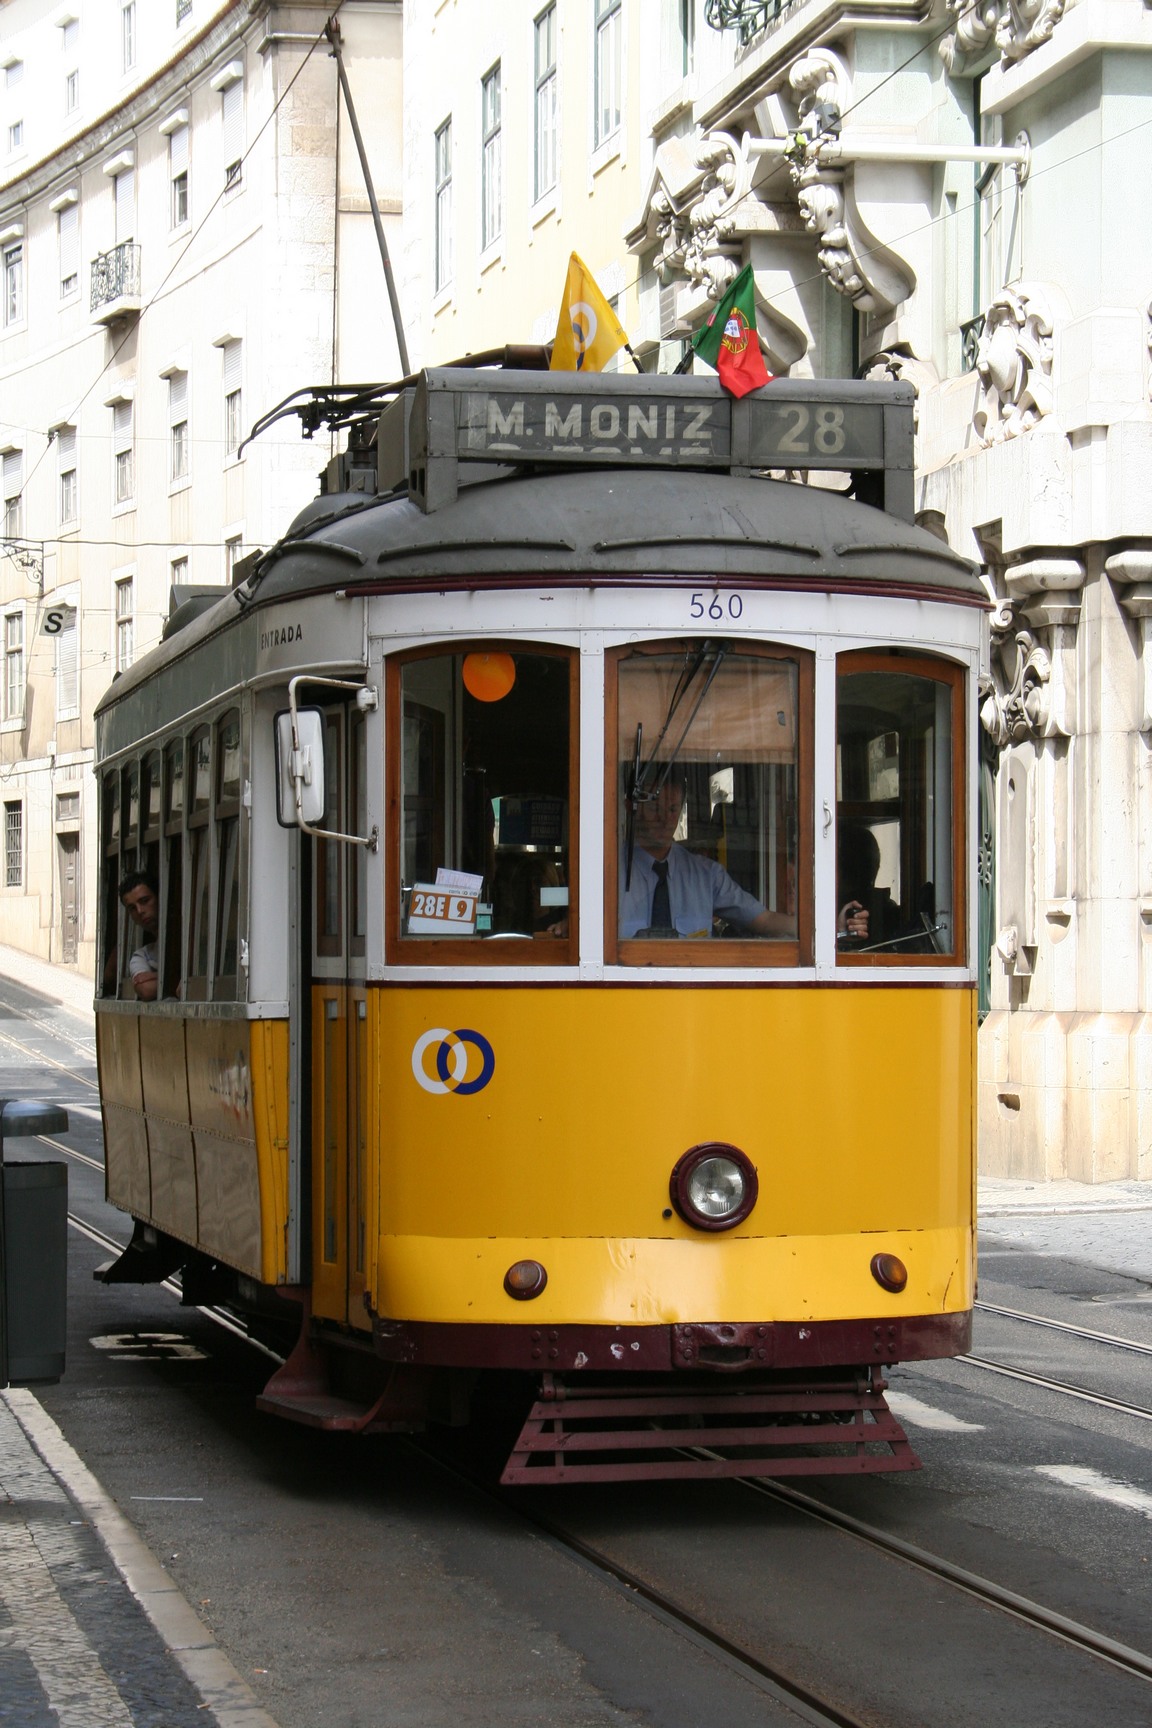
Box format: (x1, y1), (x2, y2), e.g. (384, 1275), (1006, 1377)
(68, 1200), (867, 1726)
(0, 1024), (99, 1089)
(975, 1299), (1152, 1359)
(960, 1353), (1152, 1424)
(728, 1470), (1152, 1686)
(422, 1442), (873, 1728)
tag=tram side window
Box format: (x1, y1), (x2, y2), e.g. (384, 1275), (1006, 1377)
(394, 648), (574, 951)
(611, 642), (808, 961)
(835, 654), (963, 963)
(97, 715), (247, 1003)
(214, 710), (242, 999)
(186, 727), (213, 997)
(163, 739), (185, 1000)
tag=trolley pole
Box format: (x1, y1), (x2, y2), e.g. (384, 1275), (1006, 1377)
(326, 17), (411, 378)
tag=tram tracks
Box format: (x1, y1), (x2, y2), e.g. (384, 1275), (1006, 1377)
(60, 1202), (1152, 1718)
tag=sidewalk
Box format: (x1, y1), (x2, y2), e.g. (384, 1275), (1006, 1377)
(0, 1388), (280, 1728)
(0, 942), (94, 1024)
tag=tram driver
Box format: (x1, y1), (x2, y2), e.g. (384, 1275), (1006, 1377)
(621, 776), (795, 940)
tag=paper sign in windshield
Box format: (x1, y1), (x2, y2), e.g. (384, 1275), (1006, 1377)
(408, 885), (478, 935)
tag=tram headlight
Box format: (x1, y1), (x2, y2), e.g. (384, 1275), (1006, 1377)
(669, 1143), (758, 1232)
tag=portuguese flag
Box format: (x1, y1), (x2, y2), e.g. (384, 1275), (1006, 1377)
(691, 264), (772, 398)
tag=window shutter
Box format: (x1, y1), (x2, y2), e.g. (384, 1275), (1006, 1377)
(169, 370), (188, 422)
(58, 203), (78, 279)
(56, 610), (78, 712)
(222, 339), (242, 392)
(57, 426), (76, 466)
(113, 401), (132, 449)
(115, 169), (134, 242)
(222, 81), (243, 173)
(2, 450), (21, 498)
(170, 123), (189, 176)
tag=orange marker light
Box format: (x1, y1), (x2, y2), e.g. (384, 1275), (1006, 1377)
(504, 1259), (547, 1300)
(463, 651), (516, 702)
(870, 1252), (908, 1293)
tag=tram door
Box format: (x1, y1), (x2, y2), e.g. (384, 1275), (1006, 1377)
(308, 704), (371, 1330)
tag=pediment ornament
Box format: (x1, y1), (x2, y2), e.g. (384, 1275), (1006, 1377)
(940, 0), (1065, 71)
(974, 283), (1055, 444)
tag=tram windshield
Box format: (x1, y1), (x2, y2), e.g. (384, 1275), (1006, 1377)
(396, 647), (572, 944)
(835, 654), (962, 963)
(612, 642), (803, 957)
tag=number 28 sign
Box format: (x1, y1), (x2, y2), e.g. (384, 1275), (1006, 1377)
(407, 885), (478, 936)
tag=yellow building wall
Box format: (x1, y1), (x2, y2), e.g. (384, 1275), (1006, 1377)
(413, 0), (655, 365)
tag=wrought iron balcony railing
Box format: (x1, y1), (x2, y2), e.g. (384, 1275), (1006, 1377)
(960, 314), (985, 373)
(90, 242), (141, 317)
(704, 0), (788, 44)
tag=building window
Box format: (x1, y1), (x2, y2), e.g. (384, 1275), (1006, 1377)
(434, 119), (452, 292)
(533, 6), (558, 203)
(56, 791), (80, 823)
(169, 124), (189, 228)
(114, 167), (134, 243)
(594, 0), (622, 149)
(678, 0), (694, 75)
(58, 202), (79, 297)
(177, 0), (193, 23)
(4, 61), (22, 90)
(169, 372), (189, 482)
(55, 606), (79, 717)
(225, 536), (243, 581)
(121, 2), (136, 73)
(4, 802), (22, 887)
(58, 428), (77, 525)
(4, 612), (23, 722)
(222, 78), (244, 189)
(171, 555), (189, 586)
(62, 18), (80, 110)
(2, 452), (21, 538)
(58, 204), (79, 299)
(2, 243), (21, 326)
(222, 340), (242, 456)
(113, 401), (134, 505)
(7, 121), (23, 155)
(115, 576), (134, 673)
(480, 64), (502, 251)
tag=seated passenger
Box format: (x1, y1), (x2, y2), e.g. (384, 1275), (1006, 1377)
(620, 777), (795, 939)
(119, 871), (159, 1001)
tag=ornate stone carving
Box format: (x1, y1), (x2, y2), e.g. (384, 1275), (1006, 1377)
(940, 0), (1065, 71)
(974, 283), (1055, 444)
(783, 50), (915, 317)
(649, 130), (755, 301)
(981, 628), (1056, 747)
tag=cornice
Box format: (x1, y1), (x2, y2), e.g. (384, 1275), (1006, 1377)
(695, 0), (937, 130)
(0, 0), (264, 219)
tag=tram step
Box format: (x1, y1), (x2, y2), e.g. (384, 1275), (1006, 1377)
(500, 1373), (921, 1485)
(255, 1386), (407, 1434)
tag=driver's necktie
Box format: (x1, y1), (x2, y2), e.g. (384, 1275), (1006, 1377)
(651, 860), (672, 931)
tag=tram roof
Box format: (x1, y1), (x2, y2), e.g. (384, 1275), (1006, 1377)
(96, 373), (983, 720)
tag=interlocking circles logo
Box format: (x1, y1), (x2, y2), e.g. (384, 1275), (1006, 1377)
(411, 1028), (496, 1096)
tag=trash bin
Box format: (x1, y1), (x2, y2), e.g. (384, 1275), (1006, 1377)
(0, 1100), (69, 1389)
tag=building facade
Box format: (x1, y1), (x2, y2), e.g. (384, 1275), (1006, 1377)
(400, 0), (1152, 1182)
(0, 0), (403, 977)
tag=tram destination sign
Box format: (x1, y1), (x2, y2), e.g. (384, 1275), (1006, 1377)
(405, 369), (914, 518)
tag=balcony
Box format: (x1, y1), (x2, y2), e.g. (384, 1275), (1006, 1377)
(90, 242), (142, 325)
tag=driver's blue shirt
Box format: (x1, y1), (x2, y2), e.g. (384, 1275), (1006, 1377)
(619, 844), (767, 938)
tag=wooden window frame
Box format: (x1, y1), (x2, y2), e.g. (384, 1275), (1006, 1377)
(605, 639), (814, 970)
(386, 641), (579, 967)
(835, 649), (966, 969)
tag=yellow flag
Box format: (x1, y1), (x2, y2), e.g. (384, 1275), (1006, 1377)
(550, 253), (629, 372)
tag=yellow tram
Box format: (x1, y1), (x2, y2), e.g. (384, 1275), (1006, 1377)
(94, 359), (982, 1482)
